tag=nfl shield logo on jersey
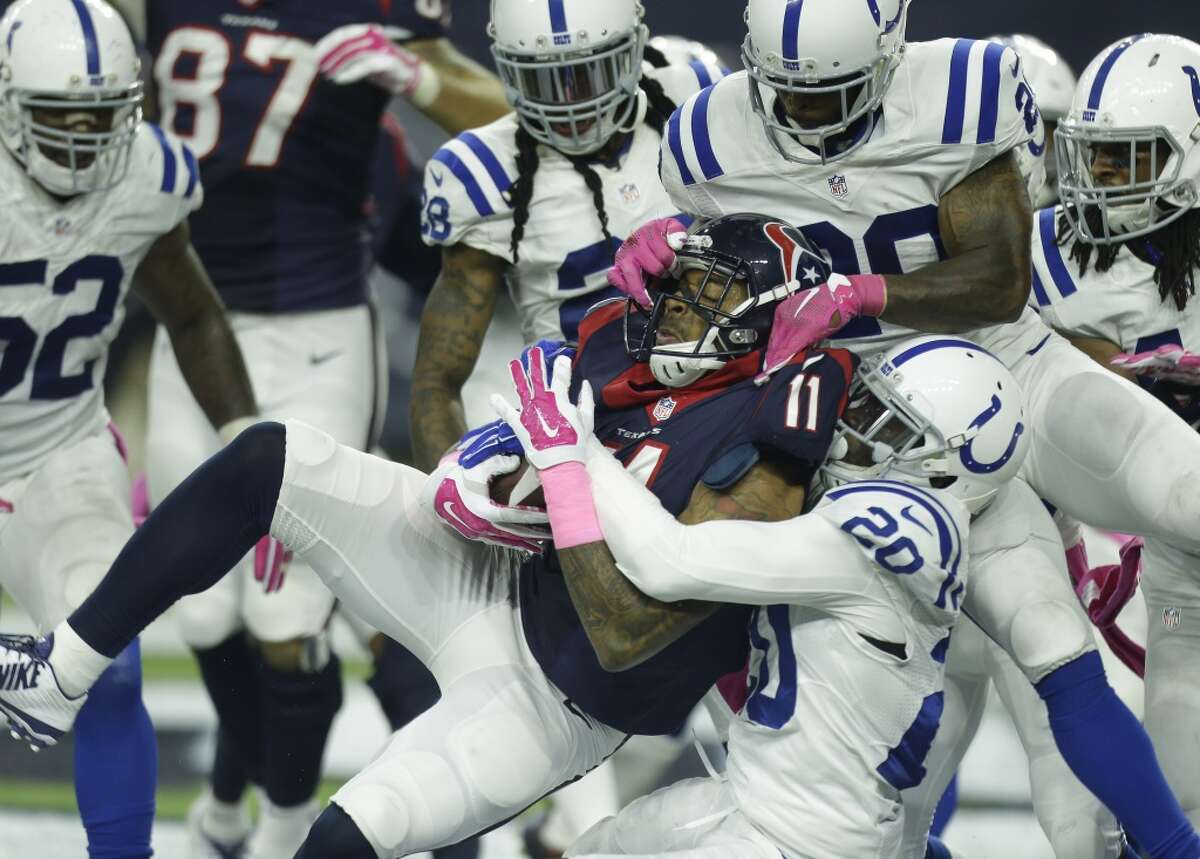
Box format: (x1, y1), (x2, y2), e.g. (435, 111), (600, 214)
(620, 183), (641, 204)
(828, 174), (849, 199)
(652, 396), (677, 422)
(1163, 606), (1182, 631)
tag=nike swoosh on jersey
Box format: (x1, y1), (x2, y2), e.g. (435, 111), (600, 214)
(431, 168), (445, 187)
(309, 350), (344, 366)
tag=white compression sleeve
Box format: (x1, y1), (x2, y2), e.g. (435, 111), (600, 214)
(584, 439), (884, 611)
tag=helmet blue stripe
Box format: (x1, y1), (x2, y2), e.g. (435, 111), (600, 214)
(69, 0), (100, 77)
(1087, 34), (1148, 111)
(781, 1), (804, 62)
(888, 337), (999, 368)
(547, 0), (568, 34)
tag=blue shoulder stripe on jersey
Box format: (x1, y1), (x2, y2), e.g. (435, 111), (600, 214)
(147, 124), (177, 194)
(1038, 208), (1077, 299)
(1088, 34), (1148, 111)
(878, 689), (945, 791)
(432, 148), (495, 217)
(181, 145), (199, 199)
(689, 59), (714, 89)
(691, 86), (724, 181)
(458, 132), (513, 200)
(547, 0), (568, 34)
(782, 1), (804, 61)
(931, 634), (950, 664)
(1031, 269), (1051, 307)
(976, 42), (1005, 144)
(889, 337), (1000, 369)
(69, 0), (100, 77)
(667, 106), (696, 186)
(941, 39), (974, 145)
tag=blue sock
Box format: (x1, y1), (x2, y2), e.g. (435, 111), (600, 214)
(925, 836), (953, 859)
(74, 638), (156, 859)
(1037, 652), (1200, 859)
(931, 775), (958, 837)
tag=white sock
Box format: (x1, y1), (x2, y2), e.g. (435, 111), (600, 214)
(248, 794), (318, 859)
(48, 621), (113, 698)
(201, 792), (251, 845)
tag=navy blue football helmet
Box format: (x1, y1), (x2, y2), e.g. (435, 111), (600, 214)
(624, 213), (832, 387)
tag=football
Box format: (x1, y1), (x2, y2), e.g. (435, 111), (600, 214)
(488, 457), (546, 509)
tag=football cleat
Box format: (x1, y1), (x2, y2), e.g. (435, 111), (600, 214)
(0, 633), (86, 749)
(186, 791), (250, 859)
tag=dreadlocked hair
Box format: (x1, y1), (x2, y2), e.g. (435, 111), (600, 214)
(508, 75), (680, 264)
(643, 43), (670, 68)
(1056, 206), (1200, 311)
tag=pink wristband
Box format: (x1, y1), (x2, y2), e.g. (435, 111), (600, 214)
(848, 274), (888, 317)
(540, 462), (604, 549)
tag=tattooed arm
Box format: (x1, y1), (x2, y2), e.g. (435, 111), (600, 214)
(879, 151), (1033, 332)
(410, 243), (507, 470)
(558, 452), (807, 672)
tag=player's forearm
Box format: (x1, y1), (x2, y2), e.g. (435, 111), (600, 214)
(881, 152), (1032, 331)
(409, 383), (468, 470)
(1062, 332), (1138, 382)
(406, 39), (509, 133)
(557, 541), (718, 673)
(169, 309), (257, 429)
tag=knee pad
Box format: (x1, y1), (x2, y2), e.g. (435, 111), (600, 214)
(1009, 599), (1095, 682)
(1041, 372), (1146, 478)
(295, 803), (379, 859)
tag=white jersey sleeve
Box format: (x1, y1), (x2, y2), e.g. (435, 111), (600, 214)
(420, 116), (520, 263)
(657, 73), (747, 220)
(114, 122), (204, 239)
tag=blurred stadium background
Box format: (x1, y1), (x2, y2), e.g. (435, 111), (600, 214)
(2, 0), (1197, 856)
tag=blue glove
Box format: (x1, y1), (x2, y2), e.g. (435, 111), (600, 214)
(457, 340), (577, 469)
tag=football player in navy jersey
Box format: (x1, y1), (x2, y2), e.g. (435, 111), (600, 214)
(104, 2), (510, 856)
(0, 215), (859, 857)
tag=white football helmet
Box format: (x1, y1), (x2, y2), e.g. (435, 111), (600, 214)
(822, 336), (1028, 514)
(741, 0), (910, 164)
(0, 0), (142, 196)
(990, 34), (1076, 207)
(489, 0), (647, 157)
(648, 35), (727, 74)
(1056, 33), (1200, 244)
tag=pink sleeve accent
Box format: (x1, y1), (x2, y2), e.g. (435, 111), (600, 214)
(540, 462), (603, 550)
(716, 662), (750, 713)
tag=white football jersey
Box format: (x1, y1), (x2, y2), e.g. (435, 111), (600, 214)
(726, 481), (969, 859)
(1032, 207), (1200, 356)
(419, 62), (723, 345)
(660, 39), (1052, 364)
(0, 123), (201, 482)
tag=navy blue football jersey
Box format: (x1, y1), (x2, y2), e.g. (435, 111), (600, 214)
(147, 0), (450, 312)
(519, 301), (857, 736)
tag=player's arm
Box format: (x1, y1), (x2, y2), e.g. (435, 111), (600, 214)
(879, 150), (1033, 331)
(133, 221), (257, 430)
(410, 243), (506, 470)
(557, 451), (808, 672)
(403, 38), (510, 133)
(1058, 333), (1137, 382)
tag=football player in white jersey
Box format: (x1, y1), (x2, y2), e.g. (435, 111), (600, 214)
(0, 1), (256, 857)
(408, 0), (724, 472)
(1032, 33), (1200, 829)
(604, 1), (1200, 855)
(497, 336), (1018, 859)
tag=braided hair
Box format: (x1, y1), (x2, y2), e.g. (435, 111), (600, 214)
(509, 74), (680, 264)
(1056, 207), (1200, 311)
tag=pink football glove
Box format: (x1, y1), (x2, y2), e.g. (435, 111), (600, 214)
(606, 218), (690, 309)
(427, 453), (551, 554)
(254, 537), (293, 595)
(760, 274), (888, 377)
(1111, 344), (1200, 385)
(1065, 538), (1146, 677)
(130, 473), (150, 528)
(315, 24), (430, 101)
